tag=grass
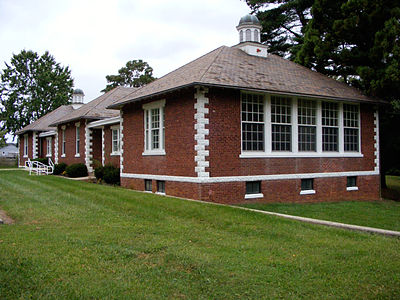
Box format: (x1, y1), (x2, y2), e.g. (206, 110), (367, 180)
(239, 176), (400, 232)
(383, 175), (400, 200)
(0, 170), (399, 299)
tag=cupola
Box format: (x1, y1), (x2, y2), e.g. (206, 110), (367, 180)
(235, 14), (268, 58)
(71, 88), (84, 109)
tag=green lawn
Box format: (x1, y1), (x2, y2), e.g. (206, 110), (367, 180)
(0, 170), (399, 299)
(240, 176), (400, 232)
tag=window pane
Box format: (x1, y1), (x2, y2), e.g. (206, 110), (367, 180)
(322, 102), (338, 126)
(145, 180), (152, 191)
(344, 128), (359, 152)
(322, 127), (338, 151)
(272, 124), (291, 151)
(241, 93), (265, 151)
(343, 104), (359, 152)
(347, 176), (357, 187)
(298, 126), (316, 151)
(246, 181), (261, 194)
(301, 179), (313, 191)
(157, 180), (165, 193)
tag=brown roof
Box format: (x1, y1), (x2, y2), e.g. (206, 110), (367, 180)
(16, 105), (75, 135)
(109, 45), (379, 108)
(51, 86), (136, 126)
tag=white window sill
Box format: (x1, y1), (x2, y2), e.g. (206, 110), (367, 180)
(240, 152), (363, 158)
(245, 193), (264, 199)
(61, 154), (66, 158)
(300, 190), (316, 195)
(144, 190), (152, 193)
(110, 152), (120, 156)
(75, 154), (80, 158)
(142, 150), (166, 156)
(23, 155), (28, 158)
(156, 192), (166, 196)
(46, 154), (52, 158)
(347, 186), (359, 191)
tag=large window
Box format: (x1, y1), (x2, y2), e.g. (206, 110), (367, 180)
(111, 126), (120, 154)
(241, 93), (264, 151)
(61, 128), (66, 156)
(271, 96), (292, 151)
(143, 100), (165, 155)
(298, 99), (316, 151)
(322, 102), (339, 152)
(343, 104), (359, 152)
(23, 134), (28, 157)
(240, 92), (361, 156)
(75, 125), (80, 156)
(46, 137), (52, 157)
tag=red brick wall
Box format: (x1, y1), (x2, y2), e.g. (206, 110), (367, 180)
(57, 120), (86, 166)
(19, 132), (33, 166)
(121, 88), (196, 176)
(103, 125), (120, 167)
(91, 129), (102, 167)
(207, 88), (376, 177)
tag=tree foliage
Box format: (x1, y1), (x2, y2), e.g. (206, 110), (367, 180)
(102, 60), (155, 93)
(296, 0), (400, 101)
(0, 130), (6, 148)
(0, 50), (73, 136)
(245, 0), (313, 59)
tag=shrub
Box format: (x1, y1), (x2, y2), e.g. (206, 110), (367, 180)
(92, 159), (102, 170)
(32, 158), (49, 165)
(65, 163), (88, 178)
(94, 166), (104, 180)
(53, 163), (67, 175)
(103, 165), (120, 185)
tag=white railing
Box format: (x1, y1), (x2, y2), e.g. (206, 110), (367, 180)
(25, 158), (54, 175)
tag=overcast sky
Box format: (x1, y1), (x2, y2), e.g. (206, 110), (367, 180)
(0, 0), (251, 102)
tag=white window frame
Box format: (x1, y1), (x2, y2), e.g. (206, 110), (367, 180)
(61, 126), (66, 157)
(23, 134), (28, 157)
(111, 125), (120, 155)
(240, 92), (362, 158)
(46, 137), (52, 157)
(75, 123), (80, 157)
(142, 99), (166, 156)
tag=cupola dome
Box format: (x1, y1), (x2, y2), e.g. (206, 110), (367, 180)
(236, 14), (262, 43)
(71, 88), (85, 109)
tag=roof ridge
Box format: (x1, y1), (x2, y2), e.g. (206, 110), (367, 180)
(199, 46), (226, 82)
(81, 86), (121, 116)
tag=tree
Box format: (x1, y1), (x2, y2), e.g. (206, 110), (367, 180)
(0, 130), (6, 148)
(102, 60), (156, 93)
(0, 50), (73, 136)
(245, 0), (314, 59)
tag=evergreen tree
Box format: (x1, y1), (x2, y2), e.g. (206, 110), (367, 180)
(0, 50), (73, 136)
(102, 60), (156, 93)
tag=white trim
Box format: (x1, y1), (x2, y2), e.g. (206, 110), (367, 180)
(74, 154), (80, 158)
(110, 153), (120, 156)
(143, 99), (165, 155)
(120, 111), (124, 171)
(142, 150), (166, 156)
(46, 136), (52, 157)
(346, 186), (359, 191)
(85, 121), (93, 173)
(61, 154), (66, 158)
(245, 193), (264, 199)
(121, 169), (379, 184)
(300, 190), (316, 195)
(194, 86), (210, 177)
(240, 152), (364, 158)
(155, 192), (166, 196)
(32, 132), (38, 159)
(87, 117), (120, 128)
(54, 130), (58, 164)
(374, 110), (380, 172)
(39, 130), (56, 137)
(101, 126), (105, 166)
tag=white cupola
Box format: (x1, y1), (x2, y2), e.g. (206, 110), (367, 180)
(235, 14), (268, 58)
(71, 88), (84, 109)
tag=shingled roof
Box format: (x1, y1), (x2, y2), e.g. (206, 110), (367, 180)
(16, 105), (75, 135)
(109, 45), (379, 108)
(51, 86), (136, 126)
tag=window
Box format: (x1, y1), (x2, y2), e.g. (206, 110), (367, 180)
(245, 29), (251, 41)
(241, 93), (264, 151)
(46, 137), (52, 157)
(23, 135), (28, 157)
(145, 179), (152, 192)
(157, 180), (165, 194)
(300, 179), (315, 195)
(239, 30), (244, 42)
(75, 125), (80, 156)
(298, 99), (316, 151)
(61, 129), (66, 156)
(343, 104), (359, 152)
(111, 127), (120, 154)
(271, 96), (292, 151)
(347, 176), (358, 191)
(245, 181), (262, 199)
(254, 29), (259, 42)
(143, 100), (165, 155)
(322, 102), (339, 152)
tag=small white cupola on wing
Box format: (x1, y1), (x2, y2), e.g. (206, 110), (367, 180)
(71, 88), (85, 109)
(235, 14), (268, 58)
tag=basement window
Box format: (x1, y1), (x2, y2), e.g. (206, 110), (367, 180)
(157, 180), (165, 194)
(245, 181), (263, 199)
(144, 179), (152, 192)
(300, 179), (315, 195)
(347, 176), (358, 191)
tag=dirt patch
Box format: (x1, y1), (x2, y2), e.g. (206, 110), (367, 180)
(0, 209), (15, 224)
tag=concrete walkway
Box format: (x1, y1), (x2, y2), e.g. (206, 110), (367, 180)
(234, 206), (400, 238)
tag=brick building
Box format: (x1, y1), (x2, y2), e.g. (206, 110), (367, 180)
(107, 14), (384, 203)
